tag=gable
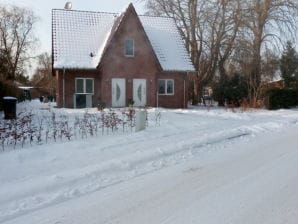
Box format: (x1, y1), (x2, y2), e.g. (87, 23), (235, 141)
(98, 3), (162, 73)
(52, 5), (195, 72)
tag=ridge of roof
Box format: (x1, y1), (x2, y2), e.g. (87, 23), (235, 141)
(51, 8), (174, 20)
(52, 8), (117, 16)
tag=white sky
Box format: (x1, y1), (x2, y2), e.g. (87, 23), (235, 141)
(1, 0), (146, 55)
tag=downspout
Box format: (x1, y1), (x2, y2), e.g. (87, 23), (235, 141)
(184, 76), (186, 108)
(156, 91), (159, 108)
(63, 67), (65, 108)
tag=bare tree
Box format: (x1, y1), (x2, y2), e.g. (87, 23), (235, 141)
(143, 0), (298, 106)
(241, 0), (298, 104)
(31, 52), (55, 97)
(145, 0), (242, 104)
(0, 4), (38, 81)
(261, 48), (280, 83)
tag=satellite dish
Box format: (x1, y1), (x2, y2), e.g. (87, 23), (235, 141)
(64, 2), (72, 10)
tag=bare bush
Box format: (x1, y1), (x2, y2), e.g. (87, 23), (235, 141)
(0, 107), (151, 151)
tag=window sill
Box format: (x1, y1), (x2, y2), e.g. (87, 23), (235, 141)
(75, 93), (94, 95)
(158, 94), (174, 96)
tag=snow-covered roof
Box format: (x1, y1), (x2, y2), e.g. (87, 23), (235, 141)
(52, 10), (115, 69)
(52, 7), (195, 71)
(139, 16), (194, 71)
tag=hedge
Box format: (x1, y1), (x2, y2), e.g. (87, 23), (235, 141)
(265, 88), (298, 110)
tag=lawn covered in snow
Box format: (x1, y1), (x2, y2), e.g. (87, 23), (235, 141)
(0, 100), (297, 223)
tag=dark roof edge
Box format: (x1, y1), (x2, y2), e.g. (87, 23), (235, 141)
(53, 66), (97, 70)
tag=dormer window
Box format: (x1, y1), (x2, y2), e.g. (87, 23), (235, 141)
(125, 39), (134, 57)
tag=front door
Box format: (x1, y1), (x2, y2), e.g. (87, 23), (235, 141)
(133, 79), (146, 107)
(112, 78), (126, 107)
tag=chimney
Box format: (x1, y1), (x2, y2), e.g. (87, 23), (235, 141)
(64, 2), (72, 10)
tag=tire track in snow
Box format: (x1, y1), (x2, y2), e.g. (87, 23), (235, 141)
(1, 119), (297, 223)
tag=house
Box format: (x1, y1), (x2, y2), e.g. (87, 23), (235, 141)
(52, 3), (195, 108)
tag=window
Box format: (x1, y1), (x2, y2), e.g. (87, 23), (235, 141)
(158, 79), (174, 95)
(125, 39), (134, 57)
(75, 78), (94, 94)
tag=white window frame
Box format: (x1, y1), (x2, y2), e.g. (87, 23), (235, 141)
(75, 78), (94, 95)
(125, 39), (134, 57)
(158, 79), (174, 95)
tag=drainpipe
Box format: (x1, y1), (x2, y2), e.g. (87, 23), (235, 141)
(63, 67), (65, 108)
(184, 71), (189, 108)
(184, 78), (186, 108)
(156, 91), (159, 108)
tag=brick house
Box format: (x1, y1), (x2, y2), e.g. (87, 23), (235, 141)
(52, 3), (195, 108)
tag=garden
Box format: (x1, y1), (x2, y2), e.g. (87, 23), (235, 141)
(0, 100), (161, 151)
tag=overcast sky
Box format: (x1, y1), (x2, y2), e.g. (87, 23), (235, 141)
(1, 0), (146, 55)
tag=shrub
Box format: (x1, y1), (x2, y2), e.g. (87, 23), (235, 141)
(265, 88), (298, 110)
(212, 74), (248, 106)
(97, 101), (106, 111)
(127, 99), (134, 107)
(0, 107), (149, 151)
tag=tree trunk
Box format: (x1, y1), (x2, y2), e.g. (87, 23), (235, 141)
(217, 60), (228, 106)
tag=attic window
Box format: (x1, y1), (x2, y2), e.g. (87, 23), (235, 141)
(125, 39), (134, 57)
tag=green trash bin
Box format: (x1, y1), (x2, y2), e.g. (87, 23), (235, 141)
(2, 97), (17, 119)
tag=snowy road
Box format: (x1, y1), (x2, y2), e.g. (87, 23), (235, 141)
(4, 125), (298, 224)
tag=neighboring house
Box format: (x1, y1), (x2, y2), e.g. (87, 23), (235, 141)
(261, 71), (284, 90)
(52, 3), (195, 108)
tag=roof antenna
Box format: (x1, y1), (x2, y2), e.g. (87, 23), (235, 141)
(64, 2), (72, 10)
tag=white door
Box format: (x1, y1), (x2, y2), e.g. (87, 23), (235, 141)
(133, 79), (146, 107)
(112, 78), (126, 107)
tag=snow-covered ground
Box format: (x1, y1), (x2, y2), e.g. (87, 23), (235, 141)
(0, 100), (298, 223)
